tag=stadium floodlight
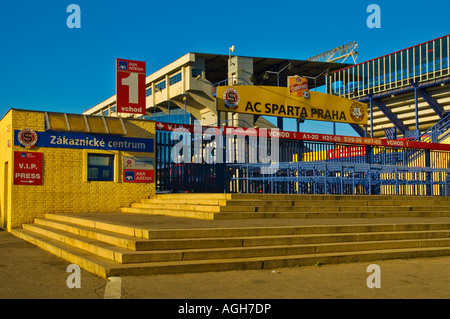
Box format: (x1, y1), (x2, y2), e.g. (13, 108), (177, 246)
(229, 45), (235, 65)
(307, 42), (359, 64)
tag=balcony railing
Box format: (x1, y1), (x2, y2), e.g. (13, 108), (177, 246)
(330, 35), (450, 99)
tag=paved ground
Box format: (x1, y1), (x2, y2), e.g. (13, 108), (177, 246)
(1, 228), (449, 299)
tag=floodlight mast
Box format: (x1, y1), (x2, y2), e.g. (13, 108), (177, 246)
(307, 42), (359, 64)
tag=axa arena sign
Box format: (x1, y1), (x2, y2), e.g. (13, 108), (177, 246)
(217, 85), (367, 125)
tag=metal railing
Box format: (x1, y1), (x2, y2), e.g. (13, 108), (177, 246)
(154, 122), (450, 195)
(330, 35), (450, 99)
(227, 162), (450, 196)
(414, 112), (450, 143)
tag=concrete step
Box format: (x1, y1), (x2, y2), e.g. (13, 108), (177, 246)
(12, 191), (450, 279)
(23, 219), (450, 263)
(121, 206), (450, 220)
(214, 211), (450, 219)
(120, 206), (216, 219)
(33, 218), (148, 250)
(18, 221), (450, 264)
(124, 193), (450, 221)
(131, 202), (450, 213)
(30, 217), (450, 252)
(11, 227), (450, 278)
(153, 193), (450, 202)
(148, 204), (449, 214)
(42, 214), (450, 239)
(145, 197), (450, 207)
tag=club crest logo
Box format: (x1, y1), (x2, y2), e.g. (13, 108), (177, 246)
(223, 88), (240, 110)
(17, 128), (38, 148)
(350, 103), (365, 122)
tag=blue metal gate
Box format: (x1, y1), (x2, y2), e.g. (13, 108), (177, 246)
(155, 122), (450, 195)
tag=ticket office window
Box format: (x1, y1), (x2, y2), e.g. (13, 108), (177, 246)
(87, 154), (114, 181)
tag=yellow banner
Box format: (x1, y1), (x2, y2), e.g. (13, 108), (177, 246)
(217, 85), (368, 125)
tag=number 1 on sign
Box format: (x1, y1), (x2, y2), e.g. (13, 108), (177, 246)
(121, 72), (139, 104)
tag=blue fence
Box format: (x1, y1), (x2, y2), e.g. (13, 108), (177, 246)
(155, 122), (450, 196)
(227, 162), (450, 196)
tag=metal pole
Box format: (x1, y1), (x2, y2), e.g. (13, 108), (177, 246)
(369, 94), (374, 138)
(414, 83), (419, 132)
(183, 95), (187, 124)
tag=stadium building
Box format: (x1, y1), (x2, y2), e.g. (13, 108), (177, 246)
(4, 35), (450, 278)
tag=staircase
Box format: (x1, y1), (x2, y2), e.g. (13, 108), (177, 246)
(11, 194), (450, 279)
(121, 193), (450, 220)
(414, 112), (450, 143)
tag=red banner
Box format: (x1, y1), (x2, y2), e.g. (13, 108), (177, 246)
(155, 122), (450, 151)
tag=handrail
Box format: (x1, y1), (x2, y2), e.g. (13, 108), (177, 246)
(414, 112), (450, 143)
(211, 77), (253, 96)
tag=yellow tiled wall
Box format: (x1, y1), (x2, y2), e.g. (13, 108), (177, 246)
(0, 109), (155, 230)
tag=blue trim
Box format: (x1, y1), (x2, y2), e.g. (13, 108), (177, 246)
(14, 130), (154, 153)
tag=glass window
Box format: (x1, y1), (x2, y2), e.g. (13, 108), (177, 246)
(427, 43), (434, 72)
(170, 73), (182, 85)
(156, 81), (166, 91)
(401, 50), (408, 73)
(408, 48), (414, 78)
(192, 68), (203, 78)
(87, 154), (114, 181)
(442, 37), (448, 60)
(146, 87), (152, 96)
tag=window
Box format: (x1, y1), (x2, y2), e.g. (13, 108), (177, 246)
(87, 154), (114, 181)
(156, 81), (166, 91)
(192, 68), (203, 78)
(146, 87), (152, 97)
(169, 73), (182, 85)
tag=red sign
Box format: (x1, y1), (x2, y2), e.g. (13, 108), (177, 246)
(14, 152), (43, 185)
(116, 59), (146, 114)
(123, 169), (154, 183)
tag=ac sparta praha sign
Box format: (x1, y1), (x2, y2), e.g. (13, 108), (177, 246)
(217, 85), (368, 125)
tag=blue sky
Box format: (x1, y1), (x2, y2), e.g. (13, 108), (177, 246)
(0, 0), (448, 135)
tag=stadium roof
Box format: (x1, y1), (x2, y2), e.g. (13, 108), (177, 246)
(195, 52), (352, 88)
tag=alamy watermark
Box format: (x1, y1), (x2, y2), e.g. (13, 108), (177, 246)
(366, 4), (381, 29)
(66, 4), (81, 29)
(170, 121), (280, 174)
(366, 264), (381, 288)
(66, 264), (81, 288)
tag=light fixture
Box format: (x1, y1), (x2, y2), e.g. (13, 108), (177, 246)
(229, 45), (235, 66)
(263, 62), (292, 86)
